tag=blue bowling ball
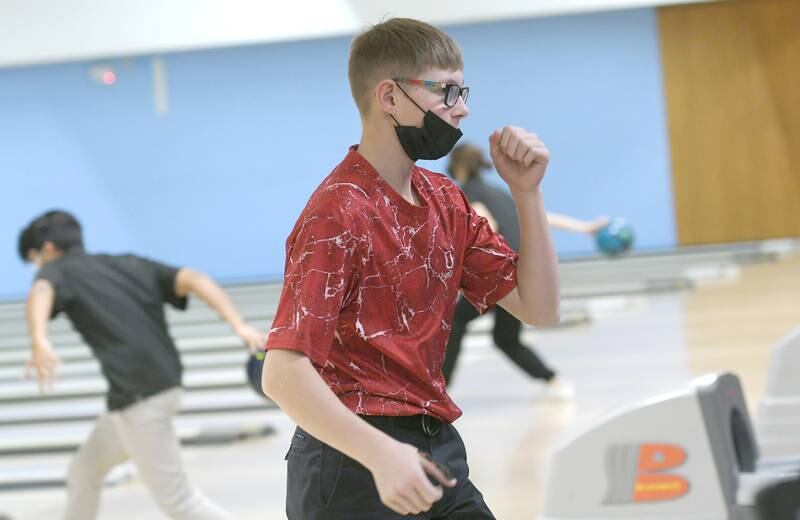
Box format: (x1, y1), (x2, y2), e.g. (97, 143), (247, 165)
(596, 218), (635, 256)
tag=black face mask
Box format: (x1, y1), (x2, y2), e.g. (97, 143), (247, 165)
(391, 83), (463, 161)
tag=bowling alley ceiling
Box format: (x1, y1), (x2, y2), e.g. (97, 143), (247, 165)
(0, 0), (726, 68)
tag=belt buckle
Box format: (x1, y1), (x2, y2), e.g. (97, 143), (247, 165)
(421, 415), (441, 436)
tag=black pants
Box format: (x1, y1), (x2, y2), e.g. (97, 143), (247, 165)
(285, 415), (495, 519)
(442, 297), (556, 385)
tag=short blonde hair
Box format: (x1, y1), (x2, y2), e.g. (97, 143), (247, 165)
(348, 18), (463, 115)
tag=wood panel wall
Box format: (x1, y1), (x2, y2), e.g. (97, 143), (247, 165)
(658, 0), (800, 244)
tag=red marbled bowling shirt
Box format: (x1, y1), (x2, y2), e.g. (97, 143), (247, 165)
(266, 147), (518, 422)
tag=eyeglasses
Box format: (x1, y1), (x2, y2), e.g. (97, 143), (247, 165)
(393, 78), (470, 108)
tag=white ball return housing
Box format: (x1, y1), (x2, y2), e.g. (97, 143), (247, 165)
(541, 373), (800, 520)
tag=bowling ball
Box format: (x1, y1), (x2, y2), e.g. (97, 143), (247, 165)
(246, 351), (267, 398)
(596, 218), (635, 256)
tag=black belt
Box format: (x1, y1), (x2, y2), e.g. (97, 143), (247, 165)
(360, 414), (445, 436)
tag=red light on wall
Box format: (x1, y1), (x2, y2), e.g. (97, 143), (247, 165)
(101, 71), (117, 85)
(89, 64), (118, 86)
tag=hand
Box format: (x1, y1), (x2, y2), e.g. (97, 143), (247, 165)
(235, 324), (269, 353)
(24, 338), (61, 394)
(586, 216), (611, 234)
(489, 126), (550, 194)
(368, 440), (457, 515)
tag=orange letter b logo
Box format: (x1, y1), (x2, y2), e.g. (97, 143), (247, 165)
(605, 443), (690, 504)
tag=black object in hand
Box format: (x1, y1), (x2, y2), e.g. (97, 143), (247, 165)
(419, 451), (455, 486)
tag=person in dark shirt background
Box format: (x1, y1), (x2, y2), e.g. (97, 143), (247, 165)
(445, 144), (609, 399)
(18, 209), (266, 520)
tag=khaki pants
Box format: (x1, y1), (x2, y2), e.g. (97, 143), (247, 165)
(65, 387), (231, 520)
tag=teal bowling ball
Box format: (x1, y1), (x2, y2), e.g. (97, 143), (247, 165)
(596, 218), (635, 256)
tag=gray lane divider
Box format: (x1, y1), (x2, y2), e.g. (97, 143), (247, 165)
(0, 387), (274, 427)
(560, 278), (694, 299)
(0, 286), (282, 319)
(0, 413), (279, 459)
(0, 300), (275, 325)
(0, 462), (135, 491)
(0, 307), (278, 347)
(0, 350), (244, 382)
(0, 335), (245, 367)
(0, 407), (287, 490)
(0, 367), (264, 404)
(0, 298), (277, 328)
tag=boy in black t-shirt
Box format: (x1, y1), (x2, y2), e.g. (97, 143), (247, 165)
(18, 210), (266, 520)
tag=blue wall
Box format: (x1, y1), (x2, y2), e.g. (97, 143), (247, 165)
(0, 8), (674, 299)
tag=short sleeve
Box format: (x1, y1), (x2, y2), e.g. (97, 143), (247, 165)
(266, 215), (360, 366)
(35, 263), (68, 319)
(460, 204), (518, 314)
(138, 257), (188, 310)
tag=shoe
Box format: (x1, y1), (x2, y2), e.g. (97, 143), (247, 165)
(539, 378), (576, 401)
